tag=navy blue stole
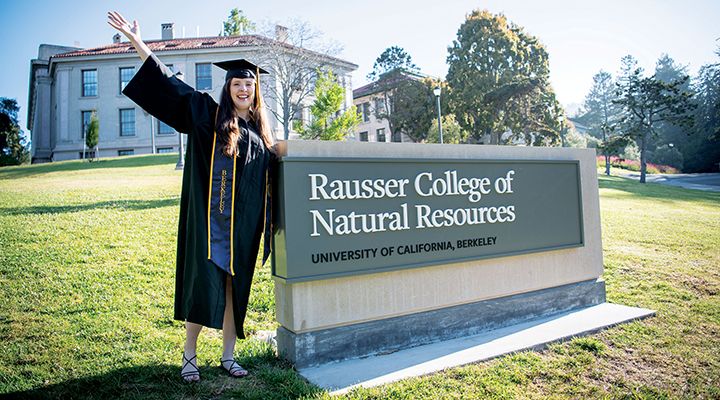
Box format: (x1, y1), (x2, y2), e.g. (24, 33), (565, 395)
(207, 132), (240, 275)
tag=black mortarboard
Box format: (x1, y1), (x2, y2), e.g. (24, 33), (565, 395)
(214, 59), (269, 81)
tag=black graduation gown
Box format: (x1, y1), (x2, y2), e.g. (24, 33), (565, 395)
(123, 54), (273, 338)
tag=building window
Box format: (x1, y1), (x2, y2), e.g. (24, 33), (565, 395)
(362, 103), (371, 122)
(376, 128), (386, 142)
(157, 147), (175, 154)
(392, 131), (402, 143)
(375, 98), (385, 114)
(195, 63), (212, 90)
(82, 69), (97, 97)
(78, 151), (96, 159)
(119, 67), (135, 93)
(158, 120), (174, 135)
(119, 108), (135, 136)
(293, 105), (304, 124)
(118, 149), (134, 156)
(81, 110), (94, 139)
(359, 131), (368, 142)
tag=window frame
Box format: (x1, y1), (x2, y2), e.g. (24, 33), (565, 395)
(82, 69), (98, 97)
(157, 120), (175, 135)
(195, 63), (212, 90)
(119, 108), (136, 137)
(119, 66), (135, 93)
(376, 128), (386, 143)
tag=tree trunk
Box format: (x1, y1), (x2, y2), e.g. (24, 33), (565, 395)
(486, 127), (497, 145)
(605, 154), (610, 176)
(639, 133), (647, 184)
(283, 114), (291, 141)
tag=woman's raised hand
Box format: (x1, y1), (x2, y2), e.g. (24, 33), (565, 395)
(107, 11), (151, 62)
(107, 11), (141, 43)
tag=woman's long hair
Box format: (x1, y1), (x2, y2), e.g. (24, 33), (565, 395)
(215, 77), (274, 157)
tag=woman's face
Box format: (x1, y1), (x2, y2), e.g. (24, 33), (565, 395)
(229, 77), (256, 112)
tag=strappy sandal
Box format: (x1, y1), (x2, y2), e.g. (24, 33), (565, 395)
(220, 358), (248, 377)
(181, 353), (200, 382)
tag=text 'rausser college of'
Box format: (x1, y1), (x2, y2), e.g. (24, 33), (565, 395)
(306, 169), (517, 237)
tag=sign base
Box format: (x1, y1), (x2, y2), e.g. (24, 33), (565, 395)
(296, 302), (655, 394)
(278, 279), (606, 368)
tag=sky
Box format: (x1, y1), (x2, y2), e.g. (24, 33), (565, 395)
(1, 0), (719, 136)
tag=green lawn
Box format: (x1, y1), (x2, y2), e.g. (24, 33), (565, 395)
(1, 155), (718, 399)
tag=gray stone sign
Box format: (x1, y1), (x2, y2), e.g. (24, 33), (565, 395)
(273, 158), (583, 282)
(272, 141), (605, 370)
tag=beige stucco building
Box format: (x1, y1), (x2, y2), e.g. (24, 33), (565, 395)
(28, 25), (357, 163)
(352, 70), (427, 143)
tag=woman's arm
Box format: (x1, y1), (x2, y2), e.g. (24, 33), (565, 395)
(107, 11), (216, 134)
(107, 11), (151, 62)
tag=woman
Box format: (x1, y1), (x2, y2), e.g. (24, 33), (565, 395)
(108, 11), (275, 382)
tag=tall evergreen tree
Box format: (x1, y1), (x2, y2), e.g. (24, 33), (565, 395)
(685, 49), (720, 172)
(446, 10), (562, 145)
(366, 46), (419, 81)
(579, 70), (621, 175)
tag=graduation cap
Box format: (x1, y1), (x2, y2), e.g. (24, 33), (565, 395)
(214, 59), (269, 82)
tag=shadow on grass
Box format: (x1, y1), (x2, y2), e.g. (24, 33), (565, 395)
(599, 175), (720, 204)
(0, 155), (180, 180)
(1, 197), (180, 216)
(3, 357), (323, 400)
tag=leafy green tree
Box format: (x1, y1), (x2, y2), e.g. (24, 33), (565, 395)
(0, 97), (29, 166)
(426, 114), (468, 144)
(85, 112), (99, 162)
(578, 70), (621, 175)
(613, 65), (696, 182)
(220, 8), (255, 36)
(297, 69), (359, 141)
(446, 10), (562, 145)
(367, 46), (419, 81)
(372, 74), (438, 143)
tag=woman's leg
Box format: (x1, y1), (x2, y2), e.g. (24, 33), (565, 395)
(222, 275), (237, 358)
(221, 275), (247, 376)
(182, 321), (203, 381)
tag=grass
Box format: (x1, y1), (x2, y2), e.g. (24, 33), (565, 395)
(1, 155), (718, 399)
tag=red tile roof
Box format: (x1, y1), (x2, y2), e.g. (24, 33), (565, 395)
(53, 35), (271, 58)
(51, 35), (357, 69)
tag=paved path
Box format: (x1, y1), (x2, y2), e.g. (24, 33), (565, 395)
(619, 172), (720, 192)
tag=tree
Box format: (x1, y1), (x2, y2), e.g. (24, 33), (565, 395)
(370, 73), (439, 143)
(613, 65), (696, 182)
(296, 69), (359, 141)
(648, 54), (693, 169)
(0, 97), (29, 166)
(220, 8), (255, 36)
(366, 46), (419, 81)
(446, 10), (563, 145)
(579, 70), (621, 175)
(427, 114), (468, 144)
(685, 48), (720, 172)
(85, 112), (99, 162)
(256, 20), (343, 140)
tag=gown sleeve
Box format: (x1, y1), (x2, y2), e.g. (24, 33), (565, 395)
(122, 53), (217, 134)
